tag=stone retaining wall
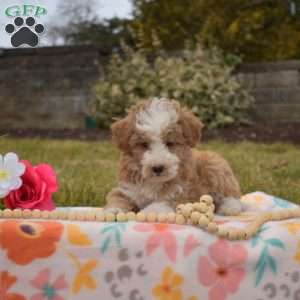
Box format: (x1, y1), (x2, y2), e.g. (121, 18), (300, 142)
(237, 61), (300, 122)
(0, 46), (299, 129)
(0, 46), (109, 129)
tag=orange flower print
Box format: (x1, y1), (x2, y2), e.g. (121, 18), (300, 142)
(0, 271), (26, 300)
(152, 266), (183, 300)
(0, 220), (63, 265)
(294, 241), (300, 264)
(282, 222), (300, 235)
(67, 252), (98, 294)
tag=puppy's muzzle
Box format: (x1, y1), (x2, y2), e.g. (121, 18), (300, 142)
(152, 165), (164, 176)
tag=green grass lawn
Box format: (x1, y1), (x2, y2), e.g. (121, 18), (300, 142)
(0, 138), (299, 208)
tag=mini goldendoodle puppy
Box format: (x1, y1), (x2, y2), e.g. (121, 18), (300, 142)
(105, 98), (243, 215)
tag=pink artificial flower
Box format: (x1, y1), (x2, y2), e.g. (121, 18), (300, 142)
(198, 239), (247, 300)
(30, 269), (67, 300)
(4, 160), (58, 210)
(134, 223), (183, 262)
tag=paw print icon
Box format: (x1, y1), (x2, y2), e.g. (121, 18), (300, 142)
(5, 16), (44, 47)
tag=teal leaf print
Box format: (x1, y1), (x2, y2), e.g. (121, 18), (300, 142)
(266, 239), (285, 250)
(272, 197), (292, 209)
(100, 223), (127, 254)
(256, 226), (269, 236)
(251, 235), (260, 248)
(255, 260), (266, 286)
(251, 226), (285, 286)
(114, 229), (121, 246)
(267, 255), (277, 274)
(255, 248), (268, 271)
(101, 225), (117, 233)
(100, 236), (111, 254)
(251, 226), (268, 247)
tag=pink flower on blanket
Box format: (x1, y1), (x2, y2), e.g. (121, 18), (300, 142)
(134, 223), (183, 262)
(184, 234), (201, 257)
(30, 268), (67, 300)
(198, 239), (247, 300)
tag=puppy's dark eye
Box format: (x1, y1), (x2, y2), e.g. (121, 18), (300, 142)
(139, 142), (149, 149)
(166, 142), (175, 148)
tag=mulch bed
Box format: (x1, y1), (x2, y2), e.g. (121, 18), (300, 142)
(1, 123), (300, 144)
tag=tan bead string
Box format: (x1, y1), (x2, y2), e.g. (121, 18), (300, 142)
(1, 195), (300, 240)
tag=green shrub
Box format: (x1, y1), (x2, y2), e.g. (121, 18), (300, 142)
(90, 45), (253, 128)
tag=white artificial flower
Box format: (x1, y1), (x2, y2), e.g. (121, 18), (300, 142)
(0, 153), (25, 198)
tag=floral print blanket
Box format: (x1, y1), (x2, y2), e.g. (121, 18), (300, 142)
(1, 191), (300, 300)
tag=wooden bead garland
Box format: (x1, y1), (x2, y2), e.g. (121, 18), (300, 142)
(136, 212), (146, 222)
(105, 213), (115, 222)
(126, 212), (136, 221)
(96, 212), (105, 222)
(157, 213), (167, 223)
(167, 212), (176, 223)
(1, 194), (300, 240)
(117, 212), (127, 222)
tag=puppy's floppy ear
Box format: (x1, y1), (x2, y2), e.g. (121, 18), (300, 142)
(111, 116), (133, 153)
(180, 109), (203, 147)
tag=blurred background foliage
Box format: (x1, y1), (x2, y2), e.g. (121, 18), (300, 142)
(48, 0), (300, 62)
(45, 0), (300, 128)
(130, 0), (300, 61)
(91, 44), (253, 128)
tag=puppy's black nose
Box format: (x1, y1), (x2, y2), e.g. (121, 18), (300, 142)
(152, 165), (164, 175)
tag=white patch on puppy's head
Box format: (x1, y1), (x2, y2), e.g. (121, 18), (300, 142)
(135, 98), (180, 183)
(136, 98), (178, 136)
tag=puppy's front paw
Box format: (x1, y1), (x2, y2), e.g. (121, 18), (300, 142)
(216, 197), (243, 216)
(141, 202), (174, 213)
(103, 207), (125, 214)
